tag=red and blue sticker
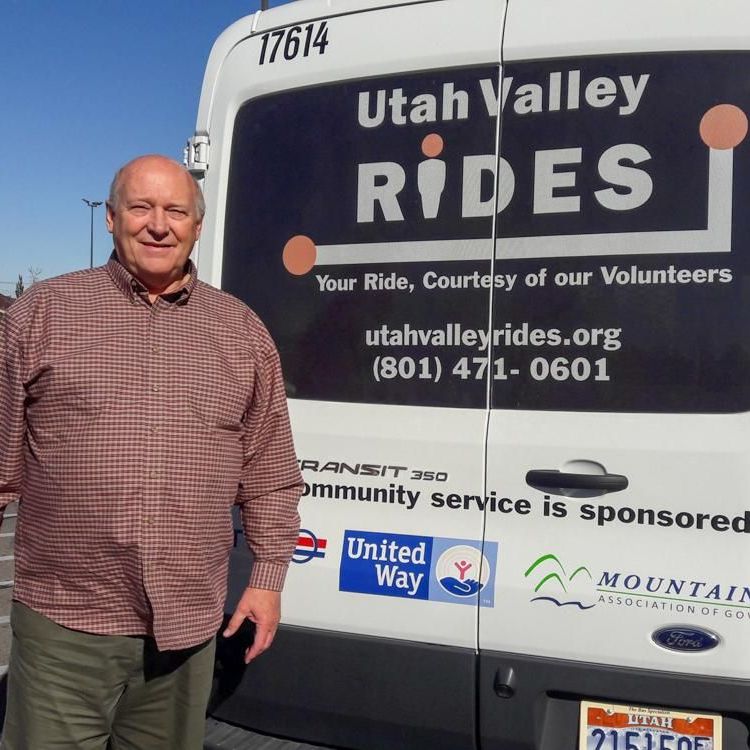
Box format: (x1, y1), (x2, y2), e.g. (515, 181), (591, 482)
(293, 529), (327, 564)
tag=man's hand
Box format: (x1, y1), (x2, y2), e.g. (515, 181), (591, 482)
(222, 587), (281, 663)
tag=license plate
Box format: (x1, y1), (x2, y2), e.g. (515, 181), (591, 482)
(579, 701), (722, 750)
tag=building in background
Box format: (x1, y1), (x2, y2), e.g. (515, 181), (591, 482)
(0, 293), (13, 319)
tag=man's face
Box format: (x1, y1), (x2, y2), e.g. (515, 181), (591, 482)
(106, 157), (203, 297)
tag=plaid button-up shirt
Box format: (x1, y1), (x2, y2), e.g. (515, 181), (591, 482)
(0, 257), (302, 650)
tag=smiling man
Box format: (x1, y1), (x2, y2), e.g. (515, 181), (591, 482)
(0, 155), (302, 749)
(106, 155), (204, 300)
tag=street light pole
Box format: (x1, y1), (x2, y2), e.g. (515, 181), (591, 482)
(82, 199), (103, 269)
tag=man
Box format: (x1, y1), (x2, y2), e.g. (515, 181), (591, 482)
(0, 155), (302, 749)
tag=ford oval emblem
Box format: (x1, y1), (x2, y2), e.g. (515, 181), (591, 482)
(652, 626), (719, 653)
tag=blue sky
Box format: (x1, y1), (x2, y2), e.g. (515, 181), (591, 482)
(0, 0), (290, 296)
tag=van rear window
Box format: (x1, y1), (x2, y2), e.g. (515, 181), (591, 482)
(223, 54), (750, 413)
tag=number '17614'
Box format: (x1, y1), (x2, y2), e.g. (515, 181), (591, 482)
(259, 21), (330, 65)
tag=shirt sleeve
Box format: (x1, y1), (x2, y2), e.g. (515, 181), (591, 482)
(236, 343), (302, 591)
(0, 311), (26, 510)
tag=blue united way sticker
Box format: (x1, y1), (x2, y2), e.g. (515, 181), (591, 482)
(339, 530), (432, 600)
(339, 530), (497, 607)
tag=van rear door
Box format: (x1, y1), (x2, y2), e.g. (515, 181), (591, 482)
(194, 1), (507, 748)
(480, 1), (750, 748)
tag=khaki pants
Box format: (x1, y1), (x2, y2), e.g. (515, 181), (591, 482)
(1, 602), (215, 750)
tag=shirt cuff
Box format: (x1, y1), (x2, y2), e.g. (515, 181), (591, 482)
(248, 561), (289, 591)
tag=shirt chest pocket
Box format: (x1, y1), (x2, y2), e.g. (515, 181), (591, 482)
(186, 353), (249, 432)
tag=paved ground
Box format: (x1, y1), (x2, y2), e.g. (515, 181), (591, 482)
(0, 505), (15, 730)
(0, 504), (15, 672)
(204, 718), (336, 750)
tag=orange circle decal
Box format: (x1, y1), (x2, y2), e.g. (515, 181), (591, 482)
(421, 133), (444, 158)
(282, 235), (317, 275)
(699, 104), (748, 150)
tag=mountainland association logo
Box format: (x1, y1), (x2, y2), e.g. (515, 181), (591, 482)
(339, 530), (498, 607)
(525, 553), (750, 621)
(524, 553), (596, 610)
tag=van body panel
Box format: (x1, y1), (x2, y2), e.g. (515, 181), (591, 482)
(478, 651), (750, 750)
(503, 0), (750, 59)
(198, 1), (504, 747)
(482, 6), (750, 693)
(193, 0), (750, 747)
(282, 402), (490, 645)
(212, 625), (476, 750)
(251, 0), (441, 32)
(482, 411), (750, 676)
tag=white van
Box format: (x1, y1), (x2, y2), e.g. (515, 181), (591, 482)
(189, 1), (750, 748)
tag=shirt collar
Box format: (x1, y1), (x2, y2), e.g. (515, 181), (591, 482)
(105, 252), (198, 306)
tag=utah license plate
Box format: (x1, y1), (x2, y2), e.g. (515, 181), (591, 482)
(579, 701), (722, 750)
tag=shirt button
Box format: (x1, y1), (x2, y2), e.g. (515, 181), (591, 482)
(152, 346), (160, 354)
(149, 426), (159, 435)
(144, 516), (154, 525)
(149, 470), (158, 479)
(152, 385), (159, 393)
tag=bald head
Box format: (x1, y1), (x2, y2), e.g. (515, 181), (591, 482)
(105, 154), (205, 300)
(108, 155), (205, 220)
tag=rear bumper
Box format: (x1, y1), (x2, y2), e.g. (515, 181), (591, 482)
(209, 622), (750, 750)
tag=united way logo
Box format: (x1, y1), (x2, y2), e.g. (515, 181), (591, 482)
(339, 531), (497, 607)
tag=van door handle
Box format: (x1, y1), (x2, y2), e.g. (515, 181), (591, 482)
(525, 470), (628, 494)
